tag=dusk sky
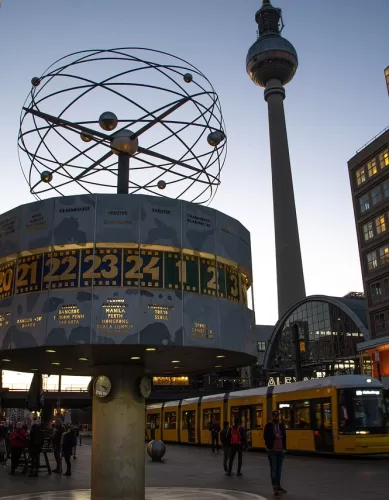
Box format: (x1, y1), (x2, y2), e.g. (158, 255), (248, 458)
(0, 0), (388, 331)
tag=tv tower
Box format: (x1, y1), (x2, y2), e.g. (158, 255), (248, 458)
(246, 0), (306, 316)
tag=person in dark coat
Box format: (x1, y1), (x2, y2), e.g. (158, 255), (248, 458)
(51, 418), (65, 473)
(264, 410), (287, 496)
(61, 425), (76, 476)
(210, 418), (221, 453)
(226, 417), (246, 477)
(219, 421), (230, 472)
(28, 419), (45, 477)
(9, 423), (27, 475)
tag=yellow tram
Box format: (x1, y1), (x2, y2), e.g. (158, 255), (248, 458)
(146, 375), (389, 455)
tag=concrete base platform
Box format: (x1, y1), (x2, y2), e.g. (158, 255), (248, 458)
(0, 489), (266, 500)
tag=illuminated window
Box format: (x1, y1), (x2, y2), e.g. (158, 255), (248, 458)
(164, 411), (176, 429)
(356, 166), (366, 186)
(278, 403), (292, 429)
(359, 193), (370, 213)
(202, 408), (220, 430)
(379, 149), (389, 169)
(375, 215), (386, 235)
(147, 413), (160, 429)
(293, 401), (311, 429)
(367, 159), (377, 178)
(363, 221), (374, 241)
(371, 186), (382, 206)
(257, 341), (266, 352)
(255, 404), (263, 429)
(379, 245), (389, 266)
(367, 250), (378, 271)
(371, 282), (382, 302)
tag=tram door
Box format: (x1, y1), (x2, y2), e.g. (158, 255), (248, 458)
(231, 405), (252, 444)
(312, 399), (334, 452)
(186, 411), (196, 443)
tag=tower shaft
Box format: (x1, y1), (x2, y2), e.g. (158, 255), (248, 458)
(265, 79), (306, 316)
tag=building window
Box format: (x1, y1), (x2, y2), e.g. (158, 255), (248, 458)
(374, 313), (386, 333)
(384, 278), (389, 296)
(257, 341), (266, 352)
(379, 245), (389, 266)
(367, 159), (377, 178)
(371, 186), (382, 206)
(356, 166), (366, 186)
(375, 215), (386, 235)
(363, 221), (374, 241)
(371, 282), (382, 302)
(383, 180), (389, 199)
(367, 250), (378, 270)
(358, 193), (370, 213)
(379, 149), (389, 169)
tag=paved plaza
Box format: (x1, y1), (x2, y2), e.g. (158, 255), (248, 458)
(0, 441), (388, 500)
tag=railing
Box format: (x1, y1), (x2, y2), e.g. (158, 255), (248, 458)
(356, 126), (389, 154)
(1, 384), (89, 392)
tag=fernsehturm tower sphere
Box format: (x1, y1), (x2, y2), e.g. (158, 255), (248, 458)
(246, 0), (306, 316)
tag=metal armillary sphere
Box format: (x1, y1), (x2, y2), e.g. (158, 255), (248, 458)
(18, 47), (227, 205)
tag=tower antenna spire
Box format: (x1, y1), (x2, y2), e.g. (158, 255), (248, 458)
(246, 1), (305, 316)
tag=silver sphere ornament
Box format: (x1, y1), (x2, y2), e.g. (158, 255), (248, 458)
(207, 130), (225, 147)
(157, 180), (166, 190)
(40, 171), (53, 183)
(111, 130), (139, 156)
(183, 73), (193, 83)
(99, 111), (118, 131)
(80, 132), (92, 143)
(31, 77), (41, 87)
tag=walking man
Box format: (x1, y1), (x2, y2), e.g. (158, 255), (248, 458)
(210, 418), (221, 453)
(219, 421), (230, 473)
(28, 418), (45, 477)
(226, 417), (246, 476)
(264, 410), (287, 496)
(51, 418), (65, 473)
(62, 425), (76, 476)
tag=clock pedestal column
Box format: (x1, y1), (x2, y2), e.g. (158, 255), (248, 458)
(91, 365), (146, 500)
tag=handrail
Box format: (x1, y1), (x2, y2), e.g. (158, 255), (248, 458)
(356, 126), (389, 154)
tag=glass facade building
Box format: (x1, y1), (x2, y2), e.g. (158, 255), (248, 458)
(264, 295), (367, 379)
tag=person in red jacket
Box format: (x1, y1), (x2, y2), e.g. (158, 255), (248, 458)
(9, 423), (27, 475)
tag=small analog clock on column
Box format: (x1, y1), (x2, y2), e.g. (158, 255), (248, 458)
(94, 375), (112, 398)
(139, 376), (152, 398)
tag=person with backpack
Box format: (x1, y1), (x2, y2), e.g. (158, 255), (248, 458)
(219, 421), (230, 472)
(210, 418), (221, 453)
(226, 417), (246, 476)
(28, 418), (45, 477)
(9, 422), (27, 475)
(61, 425), (77, 476)
(264, 410), (287, 496)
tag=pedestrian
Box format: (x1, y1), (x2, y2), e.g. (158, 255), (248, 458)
(28, 418), (45, 477)
(210, 418), (221, 453)
(264, 410), (287, 496)
(62, 425), (76, 476)
(226, 417), (246, 477)
(0, 422), (9, 464)
(219, 421), (230, 473)
(51, 418), (65, 473)
(71, 424), (79, 459)
(9, 422), (27, 475)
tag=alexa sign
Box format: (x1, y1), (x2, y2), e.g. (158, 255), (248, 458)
(267, 376), (313, 386)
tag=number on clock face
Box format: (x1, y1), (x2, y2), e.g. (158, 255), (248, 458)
(80, 249), (122, 286)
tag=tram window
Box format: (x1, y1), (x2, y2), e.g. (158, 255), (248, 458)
(147, 413), (160, 429)
(293, 401), (311, 429)
(164, 411), (176, 429)
(278, 403), (292, 429)
(255, 405), (263, 429)
(323, 403), (332, 430)
(203, 408), (220, 430)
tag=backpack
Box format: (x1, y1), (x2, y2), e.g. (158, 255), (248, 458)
(230, 426), (241, 446)
(33, 427), (45, 447)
